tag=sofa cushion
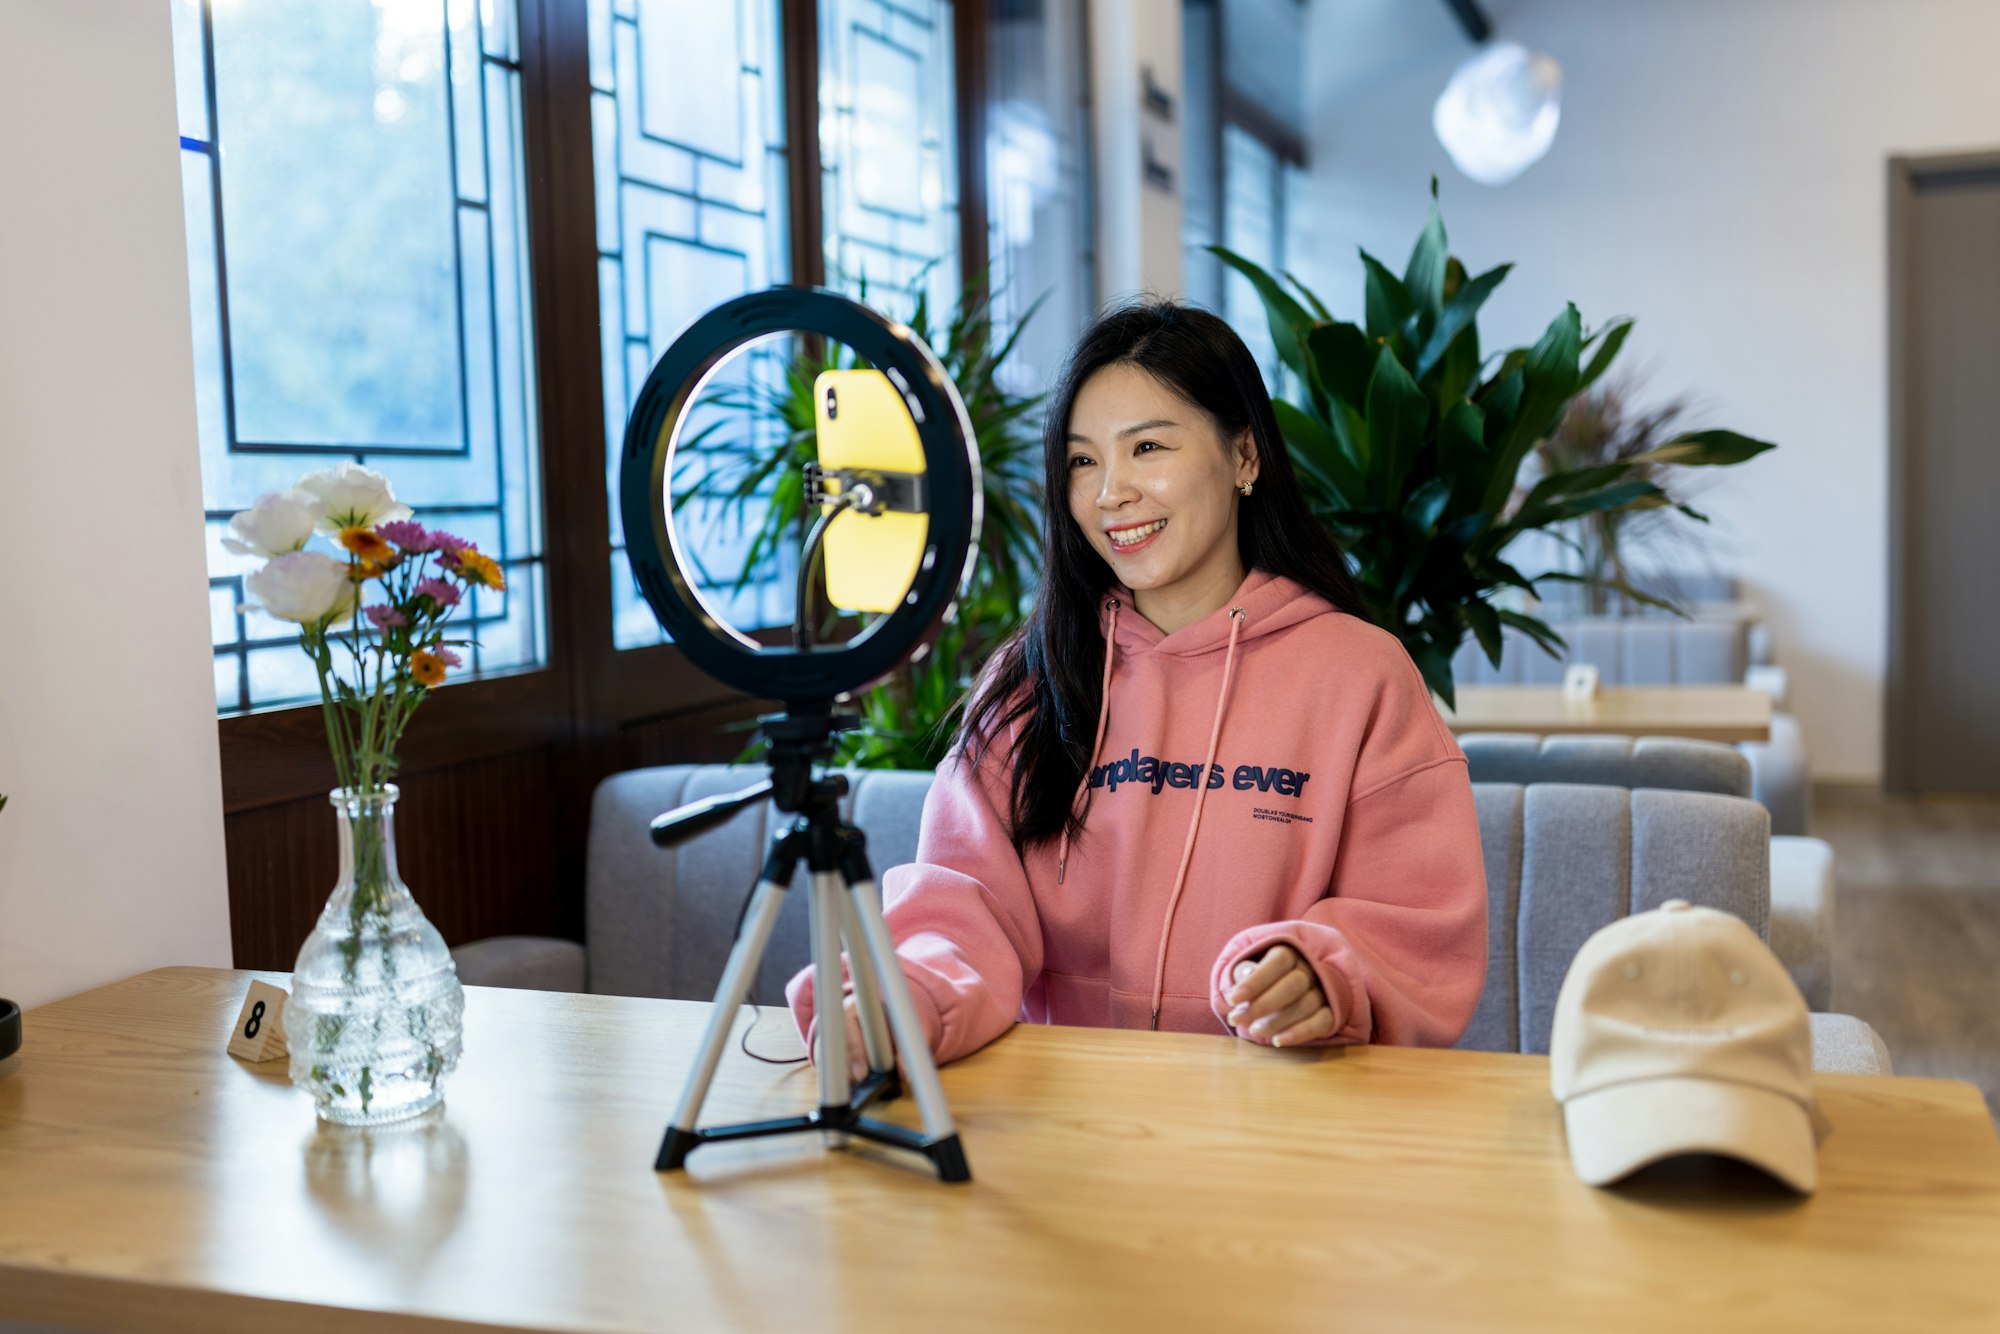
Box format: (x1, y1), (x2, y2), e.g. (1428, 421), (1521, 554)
(1460, 733), (1752, 798)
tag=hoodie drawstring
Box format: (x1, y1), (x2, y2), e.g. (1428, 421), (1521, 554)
(1057, 598), (1120, 885)
(1148, 606), (1246, 1029)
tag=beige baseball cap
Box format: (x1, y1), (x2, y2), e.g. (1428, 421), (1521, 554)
(1550, 899), (1819, 1192)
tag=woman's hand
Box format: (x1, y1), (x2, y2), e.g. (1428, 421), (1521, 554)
(819, 994), (901, 1084)
(1223, 944), (1334, 1047)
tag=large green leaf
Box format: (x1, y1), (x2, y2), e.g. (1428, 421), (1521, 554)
(1286, 271), (1334, 323)
(1480, 304), (1583, 514)
(1578, 318), (1634, 392)
(1471, 556), (1539, 594)
(1438, 401), (1490, 513)
(1496, 608), (1568, 658)
(1544, 480), (1671, 519)
(1406, 638), (1457, 710)
(1359, 250), (1416, 345)
(1403, 203), (1449, 327)
(1627, 429), (1777, 467)
(1306, 321), (1376, 411)
(1536, 571), (1687, 617)
(1404, 476), (1453, 538)
(1415, 262), (1511, 381)
(1475, 362), (1525, 430)
(1364, 344), (1429, 504)
(1462, 598), (1505, 667)
(1330, 399), (1371, 477)
(1504, 461), (1634, 531)
(1444, 509), (1493, 547)
(1211, 245), (1318, 391)
(1273, 398), (1363, 509)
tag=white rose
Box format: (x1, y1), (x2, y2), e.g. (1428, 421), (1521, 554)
(222, 488), (326, 558)
(243, 551), (358, 626)
(296, 461), (413, 532)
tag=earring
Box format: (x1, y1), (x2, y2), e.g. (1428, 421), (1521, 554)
(1238, 481), (1254, 497)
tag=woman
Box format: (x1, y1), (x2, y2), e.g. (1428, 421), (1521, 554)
(790, 301), (1487, 1075)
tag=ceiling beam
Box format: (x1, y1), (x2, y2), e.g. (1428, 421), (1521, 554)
(1440, 0), (1493, 43)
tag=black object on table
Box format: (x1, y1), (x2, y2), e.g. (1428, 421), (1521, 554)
(0, 999), (20, 1063)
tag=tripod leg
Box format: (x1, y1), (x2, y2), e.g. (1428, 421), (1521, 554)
(847, 877), (962, 1148)
(830, 872), (894, 1079)
(808, 873), (853, 1147)
(659, 876), (791, 1169)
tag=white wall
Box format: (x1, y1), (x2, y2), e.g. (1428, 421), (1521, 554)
(0, 1), (232, 1007)
(1091, 0), (1186, 301)
(1294, 0), (2000, 783)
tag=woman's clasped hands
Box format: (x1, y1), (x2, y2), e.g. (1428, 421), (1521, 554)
(1224, 944), (1334, 1047)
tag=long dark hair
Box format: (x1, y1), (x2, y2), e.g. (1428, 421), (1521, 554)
(955, 300), (1370, 854)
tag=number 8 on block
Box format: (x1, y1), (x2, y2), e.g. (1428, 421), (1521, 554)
(226, 980), (290, 1064)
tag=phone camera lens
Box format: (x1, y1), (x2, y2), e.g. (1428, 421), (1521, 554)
(825, 387), (839, 421)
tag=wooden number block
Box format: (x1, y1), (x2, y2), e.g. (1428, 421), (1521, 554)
(226, 981), (289, 1064)
(1562, 663), (1601, 701)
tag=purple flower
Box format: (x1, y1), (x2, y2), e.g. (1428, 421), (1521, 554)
(435, 647), (463, 668)
(364, 604), (408, 630)
(376, 519), (436, 552)
(415, 577), (461, 608)
(429, 530), (471, 556)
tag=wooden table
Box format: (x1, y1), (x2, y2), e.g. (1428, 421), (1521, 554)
(3, 968), (1996, 1333)
(1443, 684), (1775, 743)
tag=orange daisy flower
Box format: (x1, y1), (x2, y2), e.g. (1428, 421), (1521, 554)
(453, 548), (506, 591)
(409, 650), (448, 688)
(339, 527), (396, 564)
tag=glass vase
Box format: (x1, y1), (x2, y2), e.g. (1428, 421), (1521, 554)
(287, 785), (464, 1126)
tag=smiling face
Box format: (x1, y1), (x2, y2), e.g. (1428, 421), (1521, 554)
(1064, 362), (1260, 633)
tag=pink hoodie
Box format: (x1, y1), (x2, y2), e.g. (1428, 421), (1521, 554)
(788, 568), (1488, 1061)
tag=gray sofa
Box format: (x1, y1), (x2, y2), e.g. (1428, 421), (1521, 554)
(1528, 572), (1769, 657)
(1449, 617), (1809, 835)
(455, 764), (1887, 1074)
(1457, 733), (1835, 1010)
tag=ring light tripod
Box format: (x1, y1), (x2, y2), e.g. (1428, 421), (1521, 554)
(619, 288), (980, 1183)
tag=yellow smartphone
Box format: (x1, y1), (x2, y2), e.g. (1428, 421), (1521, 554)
(813, 369), (929, 613)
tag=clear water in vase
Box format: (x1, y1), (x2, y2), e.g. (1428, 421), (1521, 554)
(287, 786), (464, 1126)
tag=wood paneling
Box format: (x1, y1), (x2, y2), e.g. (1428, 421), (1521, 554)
(224, 748), (562, 970)
(782, 0), (825, 290)
(219, 671), (565, 814)
(222, 701), (773, 972)
(620, 696), (775, 769)
(954, 0), (991, 286)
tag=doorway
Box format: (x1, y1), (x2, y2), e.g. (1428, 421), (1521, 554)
(1888, 153), (2000, 793)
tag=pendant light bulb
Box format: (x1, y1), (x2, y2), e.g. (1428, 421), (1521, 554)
(1433, 41), (1562, 186)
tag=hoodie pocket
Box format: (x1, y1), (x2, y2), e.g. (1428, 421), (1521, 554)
(1031, 970), (1115, 1029)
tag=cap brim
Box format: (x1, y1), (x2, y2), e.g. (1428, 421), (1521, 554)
(1561, 1077), (1818, 1193)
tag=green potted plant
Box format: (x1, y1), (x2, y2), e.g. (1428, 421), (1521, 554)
(1213, 183), (1775, 705)
(675, 275), (1048, 768)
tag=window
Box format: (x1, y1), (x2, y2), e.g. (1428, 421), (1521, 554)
(1184, 0), (1307, 388)
(173, 0), (545, 713)
(986, 0), (1096, 393)
(819, 0), (961, 314)
(587, 0), (794, 648)
(1222, 122), (1285, 386)
(593, 0), (968, 646)
(1181, 0), (1224, 312)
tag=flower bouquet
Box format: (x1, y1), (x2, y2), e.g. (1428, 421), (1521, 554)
(227, 462), (505, 1125)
